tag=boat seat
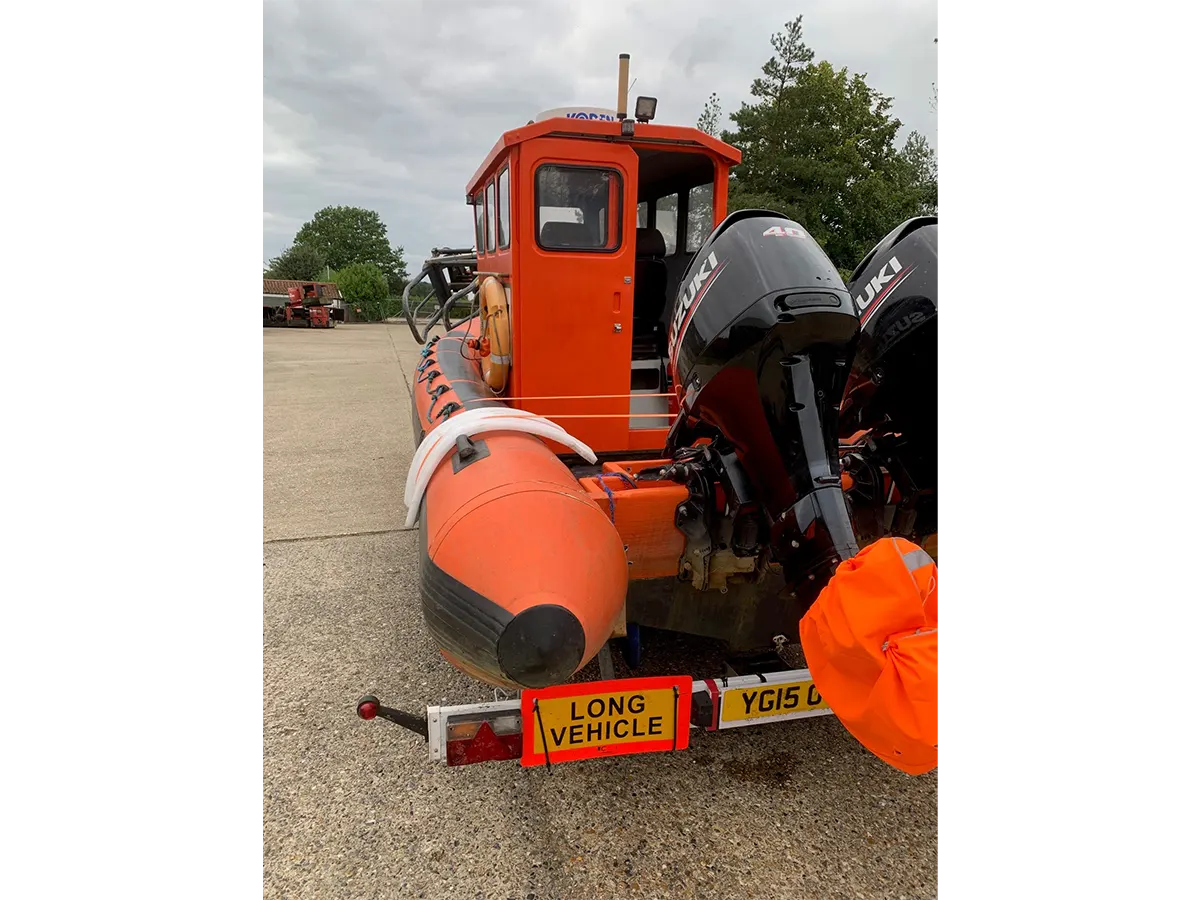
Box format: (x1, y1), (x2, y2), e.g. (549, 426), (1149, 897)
(633, 228), (668, 347)
(540, 221), (595, 249)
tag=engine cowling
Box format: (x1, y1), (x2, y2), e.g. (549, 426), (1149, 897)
(841, 217), (938, 542)
(665, 210), (861, 606)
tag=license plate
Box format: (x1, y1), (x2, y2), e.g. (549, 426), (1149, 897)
(718, 674), (830, 729)
(520, 675), (691, 766)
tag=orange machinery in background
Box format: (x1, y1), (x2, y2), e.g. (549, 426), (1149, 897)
(264, 283), (336, 328)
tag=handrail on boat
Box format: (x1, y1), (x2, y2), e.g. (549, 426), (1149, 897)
(430, 277), (480, 339)
(400, 248), (480, 342)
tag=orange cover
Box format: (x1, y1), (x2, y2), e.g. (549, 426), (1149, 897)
(799, 537), (937, 775)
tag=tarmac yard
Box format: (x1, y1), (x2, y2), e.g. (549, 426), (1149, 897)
(263, 324), (938, 900)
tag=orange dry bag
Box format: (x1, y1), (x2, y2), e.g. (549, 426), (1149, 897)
(799, 537), (937, 776)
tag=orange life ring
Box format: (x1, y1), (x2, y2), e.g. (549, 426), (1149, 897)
(479, 276), (511, 392)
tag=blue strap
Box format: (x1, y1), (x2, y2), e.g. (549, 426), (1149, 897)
(599, 479), (616, 523)
(596, 472), (637, 523)
(598, 471), (637, 489)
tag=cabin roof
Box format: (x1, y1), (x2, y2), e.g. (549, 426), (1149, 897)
(465, 118), (742, 197)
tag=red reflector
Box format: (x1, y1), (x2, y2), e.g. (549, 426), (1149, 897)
(357, 701), (378, 720)
(446, 721), (522, 766)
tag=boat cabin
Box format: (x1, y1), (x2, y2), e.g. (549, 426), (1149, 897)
(463, 113), (741, 454)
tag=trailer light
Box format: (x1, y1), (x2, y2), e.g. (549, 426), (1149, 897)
(430, 706), (526, 766)
(357, 700), (379, 720)
(447, 714), (521, 741)
(445, 718), (523, 766)
(446, 721), (480, 741)
(634, 96), (657, 123)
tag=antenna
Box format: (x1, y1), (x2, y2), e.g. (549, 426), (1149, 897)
(931, 30), (940, 214)
(616, 54), (630, 119)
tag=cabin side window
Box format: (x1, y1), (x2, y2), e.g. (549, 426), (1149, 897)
(474, 191), (486, 253)
(485, 181), (496, 253)
(535, 165), (623, 252)
(497, 167), (511, 249)
(686, 182), (714, 252)
(656, 194), (679, 257)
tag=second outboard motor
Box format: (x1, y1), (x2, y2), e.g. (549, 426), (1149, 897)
(840, 216), (938, 543)
(664, 210), (861, 610)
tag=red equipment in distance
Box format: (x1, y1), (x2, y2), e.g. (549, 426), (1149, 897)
(264, 282), (336, 328)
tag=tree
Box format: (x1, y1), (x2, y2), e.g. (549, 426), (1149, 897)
(385, 246), (410, 296)
(333, 262), (388, 316)
(292, 206), (408, 295)
(754, 15), (815, 103)
(722, 16), (939, 271)
(265, 243), (326, 281)
(697, 93), (723, 136)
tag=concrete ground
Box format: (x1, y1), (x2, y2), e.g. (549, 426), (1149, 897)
(263, 323), (937, 900)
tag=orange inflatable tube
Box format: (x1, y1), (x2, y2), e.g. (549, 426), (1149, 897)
(799, 537), (937, 775)
(411, 324), (628, 689)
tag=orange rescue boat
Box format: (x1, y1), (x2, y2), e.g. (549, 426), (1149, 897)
(380, 54), (937, 771)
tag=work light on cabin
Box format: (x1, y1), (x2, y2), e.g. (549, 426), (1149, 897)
(634, 96), (658, 123)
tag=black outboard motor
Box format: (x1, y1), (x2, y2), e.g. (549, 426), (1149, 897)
(840, 216), (938, 542)
(664, 210), (861, 610)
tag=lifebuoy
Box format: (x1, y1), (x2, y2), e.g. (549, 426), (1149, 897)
(479, 276), (511, 392)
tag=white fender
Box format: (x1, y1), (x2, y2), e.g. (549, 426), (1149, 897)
(403, 407), (596, 527)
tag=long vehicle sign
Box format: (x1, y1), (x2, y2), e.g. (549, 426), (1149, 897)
(520, 675), (691, 766)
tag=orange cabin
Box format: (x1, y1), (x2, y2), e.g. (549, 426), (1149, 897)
(462, 116), (741, 454)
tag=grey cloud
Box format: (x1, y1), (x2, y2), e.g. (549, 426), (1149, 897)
(264, 0), (937, 271)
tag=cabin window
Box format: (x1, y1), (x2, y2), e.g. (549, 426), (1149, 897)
(473, 191), (486, 252)
(636, 201), (649, 228)
(686, 182), (714, 252)
(497, 167), (511, 249)
(485, 181), (496, 253)
(656, 194), (679, 256)
(535, 165), (623, 252)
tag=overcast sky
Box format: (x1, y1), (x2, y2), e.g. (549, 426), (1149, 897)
(263, 0), (937, 272)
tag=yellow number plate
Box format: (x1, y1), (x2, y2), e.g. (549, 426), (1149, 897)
(719, 678), (829, 728)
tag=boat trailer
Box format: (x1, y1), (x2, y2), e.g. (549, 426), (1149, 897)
(356, 646), (833, 768)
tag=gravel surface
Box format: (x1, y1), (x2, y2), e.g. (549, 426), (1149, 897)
(263, 324), (937, 900)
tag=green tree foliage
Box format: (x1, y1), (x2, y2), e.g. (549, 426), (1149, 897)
(754, 15), (815, 101)
(697, 93), (723, 136)
(293, 206), (409, 295)
(384, 246), (411, 296)
(332, 262), (389, 320)
(265, 242), (326, 281)
(721, 15), (938, 271)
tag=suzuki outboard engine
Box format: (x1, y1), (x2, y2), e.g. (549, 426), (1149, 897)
(663, 210), (862, 613)
(839, 217), (937, 544)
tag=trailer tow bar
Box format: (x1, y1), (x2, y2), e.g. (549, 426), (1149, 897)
(355, 694), (429, 741)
